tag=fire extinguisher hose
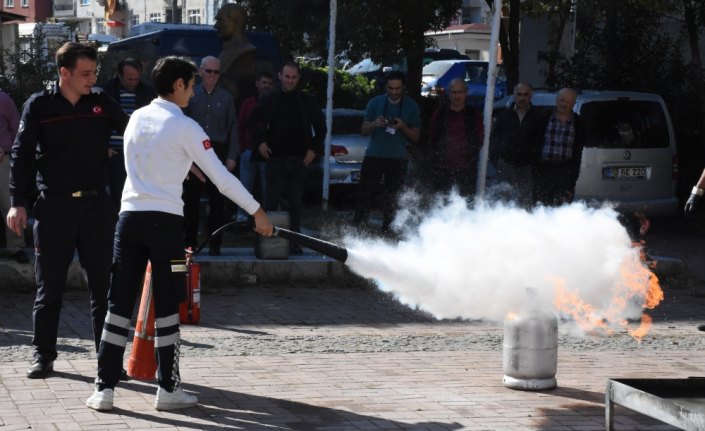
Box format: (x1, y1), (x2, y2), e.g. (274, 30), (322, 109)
(187, 220), (252, 255)
(187, 220), (349, 263)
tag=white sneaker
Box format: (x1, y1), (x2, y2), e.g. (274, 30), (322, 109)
(86, 388), (114, 411)
(154, 387), (198, 411)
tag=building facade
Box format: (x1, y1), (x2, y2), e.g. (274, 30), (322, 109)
(76, 0), (230, 39)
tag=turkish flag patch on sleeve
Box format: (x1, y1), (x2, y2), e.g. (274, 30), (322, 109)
(202, 139), (212, 150)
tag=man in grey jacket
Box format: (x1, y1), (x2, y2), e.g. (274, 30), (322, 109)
(183, 56), (239, 255)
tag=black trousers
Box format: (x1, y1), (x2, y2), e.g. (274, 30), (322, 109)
(353, 156), (407, 230)
(96, 211), (186, 390)
(182, 142), (229, 250)
(32, 192), (116, 363)
(263, 156), (307, 233)
(532, 160), (577, 206)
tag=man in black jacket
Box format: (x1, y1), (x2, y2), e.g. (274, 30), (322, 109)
(248, 61), (325, 253)
(490, 82), (545, 207)
(98, 58), (156, 209)
(7, 42), (129, 378)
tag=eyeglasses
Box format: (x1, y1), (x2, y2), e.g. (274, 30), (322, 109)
(203, 69), (220, 75)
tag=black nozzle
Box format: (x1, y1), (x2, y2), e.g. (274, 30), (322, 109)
(273, 227), (348, 263)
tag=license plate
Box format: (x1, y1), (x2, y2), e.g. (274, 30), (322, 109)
(602, 166), (649, 180)
(351, 171), (361, 183)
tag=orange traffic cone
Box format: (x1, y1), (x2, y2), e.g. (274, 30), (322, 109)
(126, 261), (157, 380)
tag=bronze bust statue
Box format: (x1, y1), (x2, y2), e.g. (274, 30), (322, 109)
(214, 4), (258, 107)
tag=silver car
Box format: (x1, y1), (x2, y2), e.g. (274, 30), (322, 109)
(327, 109), (368, 186)
(306, 109), (367, 201)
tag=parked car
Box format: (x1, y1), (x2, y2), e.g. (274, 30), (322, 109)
(421, 60), (507, 103)
(492, 91), (679, 216)
(305, 109), (368, 202)
(345, 49), (468, 78)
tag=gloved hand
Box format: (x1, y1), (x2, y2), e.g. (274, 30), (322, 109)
(684, 191), (703, 216)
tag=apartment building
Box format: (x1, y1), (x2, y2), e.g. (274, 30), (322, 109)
(1, 0), (233, 55)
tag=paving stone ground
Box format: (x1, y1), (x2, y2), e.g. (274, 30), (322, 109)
(1, 211), (704, 430)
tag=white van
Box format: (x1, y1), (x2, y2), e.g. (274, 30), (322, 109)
(496, 91), (679, 216)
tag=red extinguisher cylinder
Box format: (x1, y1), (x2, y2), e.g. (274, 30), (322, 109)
(179, 256), (201, 324)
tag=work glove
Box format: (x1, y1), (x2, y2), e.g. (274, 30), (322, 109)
(684, 190), (703, 216)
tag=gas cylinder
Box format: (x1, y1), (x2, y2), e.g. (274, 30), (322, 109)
(179, 256), (201, 324)
(502, 308), (558, 390)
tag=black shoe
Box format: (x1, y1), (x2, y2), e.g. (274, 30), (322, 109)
(120, 368), (130, 381)
(697, 324), (705, 332)
(290, 244), (303, 255)
(10, 250), (30, 263)
(27, 360), (53, 379)
(208, 246), (221, 256)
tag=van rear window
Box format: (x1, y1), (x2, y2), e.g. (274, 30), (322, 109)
(580, 101), (669, 149)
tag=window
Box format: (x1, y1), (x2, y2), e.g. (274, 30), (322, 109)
(21, 0), (28, 7)
(80, 0), (89, 5)
(5, 0), (14, 7)
(130, 14), (139, 26)
(96, 18), (105, 34)
(581, 101), (670, 149)
(187, 9), (201, 24)
(149, 12), (161, 22)
(165, 7), (181, 23)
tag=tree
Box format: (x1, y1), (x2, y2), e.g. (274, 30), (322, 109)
(241, 0), (462, 100)
(523, 0), (575, 89)
(0, 28), (61, 109)
(485, 0), (520, 93)
(679, 0), (705, 153)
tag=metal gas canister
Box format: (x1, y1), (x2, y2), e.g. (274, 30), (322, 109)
(502, 308), (558, 390)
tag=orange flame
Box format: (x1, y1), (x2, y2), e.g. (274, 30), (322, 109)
(552, 245), (663, 341)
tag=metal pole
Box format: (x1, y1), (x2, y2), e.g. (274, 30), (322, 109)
(476, 0), (502, 201)
(322, 0), (337, 209)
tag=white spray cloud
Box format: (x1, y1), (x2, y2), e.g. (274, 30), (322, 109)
(343, 193), (653, 326)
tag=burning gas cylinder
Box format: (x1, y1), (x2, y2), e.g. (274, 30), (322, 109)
(502, 308), (558, 391)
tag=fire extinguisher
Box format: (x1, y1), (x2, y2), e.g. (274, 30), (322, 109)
(179, 252), (201, 324)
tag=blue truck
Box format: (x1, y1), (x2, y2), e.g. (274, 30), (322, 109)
(97, 25), (282, 86)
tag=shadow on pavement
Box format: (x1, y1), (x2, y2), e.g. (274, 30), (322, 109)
(57, 370), (465, 431)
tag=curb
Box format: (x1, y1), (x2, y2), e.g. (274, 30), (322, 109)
(0, 247), (357, 290)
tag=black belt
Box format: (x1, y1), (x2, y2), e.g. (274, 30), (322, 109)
(42, 189), (103, 198)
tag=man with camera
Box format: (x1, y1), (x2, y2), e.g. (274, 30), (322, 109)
(353, 70), (420, 234)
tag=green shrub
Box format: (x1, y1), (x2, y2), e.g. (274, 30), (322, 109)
(298, 62), (378, 110)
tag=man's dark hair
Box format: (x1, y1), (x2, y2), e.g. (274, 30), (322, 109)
(117, 58), (143, 77)
(55, 42), (97, 71)
(256, 70), (274, 81)
(280, 61), (301, 74)
(151, 56), (198, 96)
(384, 70), (406, 85)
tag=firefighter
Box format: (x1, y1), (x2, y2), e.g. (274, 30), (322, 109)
(6, 42), (129, 379)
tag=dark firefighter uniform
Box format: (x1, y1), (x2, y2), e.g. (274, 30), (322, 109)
(10, 83), (129, 365)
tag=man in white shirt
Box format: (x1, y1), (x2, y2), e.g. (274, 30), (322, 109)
(86, 56), (272, 412)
